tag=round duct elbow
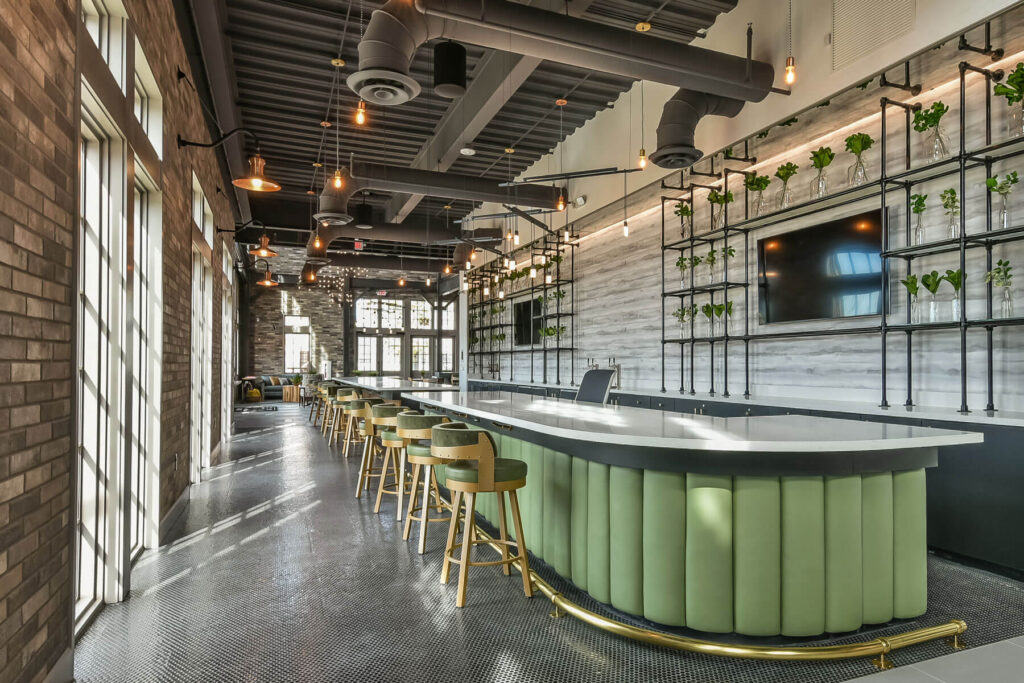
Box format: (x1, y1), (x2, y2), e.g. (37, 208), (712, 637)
(434, 41), (466, 98)
(347, 0), (435, 104)
(651, 89), (746, 170)
(313, 169), (356, 226)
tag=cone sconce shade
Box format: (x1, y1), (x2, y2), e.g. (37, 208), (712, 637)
(248, 234), (278, 259)
(233, 154), (281, 192)
(257, 267), (279, 287)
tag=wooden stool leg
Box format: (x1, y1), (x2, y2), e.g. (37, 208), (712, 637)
(362, 436), (376, 493)
(496, 492), (511, 576)
(403, 463), (421, 541)
(355, 435), (372, 499)
(441, 490), (463, 584)
(508, 490), (533, 598)
(456, 492), (476, 607)
(342, 416), (354, 458)
(395, 448), (407, 522)
(418, 464), (433, 555)
(308, 397), (316, 421)
(374, 447), (393, 514)
(430, 467), (444, 512)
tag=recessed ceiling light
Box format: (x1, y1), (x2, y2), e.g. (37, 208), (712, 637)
(555, 98), (568, 106)
(312, 162), (323, 167)
(635, 21), (651, 32)
(331, 57), (345, 67)
(459, 146), (476, 156)
(504, 147), (515, 154)
(320, 120), (331, 128)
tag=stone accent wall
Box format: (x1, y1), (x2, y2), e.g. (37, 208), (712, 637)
(248, 286), (346, 377)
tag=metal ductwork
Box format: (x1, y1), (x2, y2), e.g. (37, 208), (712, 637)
(352, 202), (374, 229)
(650, 89), (747, 169)
(350, 0), (773, 106)
(313, 166), (356, 226)
(433, 40), (466, 98)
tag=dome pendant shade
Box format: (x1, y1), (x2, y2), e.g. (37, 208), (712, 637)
(248, 233), (278, 259)
(233, 154), (281, 192)
(313, 168), (355, 226)
(257, 268), (279, 287)
(433, 41), (467, 98)
(352, 202), (374, 229)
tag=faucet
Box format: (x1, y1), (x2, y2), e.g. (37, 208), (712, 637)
(606, 357), (621, 390)
(585, 357), (600, 371)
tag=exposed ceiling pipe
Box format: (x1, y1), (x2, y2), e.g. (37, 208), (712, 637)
(650, 89), (747, 169)
(351, 162), (561, 208)
(349, 0), (773, 105)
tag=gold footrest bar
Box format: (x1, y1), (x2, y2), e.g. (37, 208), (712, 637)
(466, 517), (967, 668)
(445, 539), (521, 568)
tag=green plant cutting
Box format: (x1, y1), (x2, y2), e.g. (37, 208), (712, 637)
(674, 202), (693, 218)
(744, 174), (771, 192)
(686, 255), (703, 269)
(913, 102), (949, 132)
(986, 171), (1019, 195)
(910, 194), (927, 214)
(944, 269), (964, 293)
(672, 307), (688, 324)
(845, 133), (874, 156)
(675, 256), (690, 272)
(986, 259), (1013, 287)
(900, 273), (920, 296)
(712, 303), (726, 318)
(921, 270), (944, 294)
(552, 289), (566, 300)
(809, 146), (835, 169)
(705, 249), (718, 268)
(994, 63), (1024, 105)
(721, 246), (736, 259)
(940, 188), (960, 215)
(701, 303), (715, 319)
(707, 189), (734, 205)
(775, 162), (799, 183)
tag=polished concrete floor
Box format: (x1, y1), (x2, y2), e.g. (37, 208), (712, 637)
(74, 403), (1024, 682)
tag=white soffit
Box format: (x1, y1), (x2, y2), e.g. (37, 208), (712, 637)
(832, 0), (916, 70)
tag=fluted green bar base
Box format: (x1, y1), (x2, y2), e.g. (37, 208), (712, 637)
(466, 431), (928, 636)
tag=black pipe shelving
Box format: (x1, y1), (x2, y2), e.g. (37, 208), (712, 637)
(660, 54), (1022, 414)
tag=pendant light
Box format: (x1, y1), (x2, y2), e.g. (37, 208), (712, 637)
(355, 100), (367, 125)
(622, 172), (629, 238)
(398, 276), (406, 287)
(462, 281), (469, 291)
(444, 264), (451, 274)
(484, 285), (490, 296)
(637, 81), (647, 169)
(498, 289), (505, 299)
(530, 266), (537, 279)
(257, 266), (278, 287)
(426, 275), (431, 286)
(234, 153), (281, 192)
(545, 273), (552, 285)
(312, 230), (322, 250)
(556, 191), (566, 212)
(249, 233), (278, 259)
(465, 260), (472, 270)
(784, 1), (796, 85)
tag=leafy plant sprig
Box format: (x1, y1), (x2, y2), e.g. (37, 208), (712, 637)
(921, 270), (944, 295)
(707, 189), (734, 205)
(809, 146), (835, 169)
(674, 202), (693, 218)
(721, 246), (736, 259)
(672, 307), (691, 324)
(675, 255), (689, 272)
(912, 102), (949, 132)
(986, 171), (1019, 196)
(700, 303), (714, 319)
(744, 174), (771, 192)
(552, 289), (566, 300)
(986, 259), (1013, 288)
(775, 162), (799, 183)
(940, 188), (959, 215)
(910, 194), (927, 214)
(901, 273), (920, 297)
(686, 255), (703, 269)
(993, 63), (1024, 106)
(845, 133), (874, 156)
(712, 303), (727, 318)
(705, 249), (718, 267)
(944, 269), (964, 293)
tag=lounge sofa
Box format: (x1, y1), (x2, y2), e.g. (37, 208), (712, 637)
(259, 374), (296, 400)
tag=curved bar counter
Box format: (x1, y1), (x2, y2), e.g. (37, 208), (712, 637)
(405, 390), (984, 637)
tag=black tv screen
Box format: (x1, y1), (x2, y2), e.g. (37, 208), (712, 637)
(513, 299), (542, 345)
(757, 209), (883, 324)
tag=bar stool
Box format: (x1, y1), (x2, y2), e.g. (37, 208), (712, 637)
(314, 382), (339, 427)
(432, 422), (532, 608)
(397, 411), (450, 552)
(328, 390), (359, 447)
(371, 404), (410, 519)
(351, 398), (386, 498)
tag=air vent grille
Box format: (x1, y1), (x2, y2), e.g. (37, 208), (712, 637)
(832, 0), (915, 71)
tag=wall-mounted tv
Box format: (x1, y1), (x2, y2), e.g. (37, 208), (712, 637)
(757, 209), (883, 324)
(513, 299), (542, 345)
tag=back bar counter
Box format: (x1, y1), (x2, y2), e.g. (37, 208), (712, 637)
(405, 390), (983, 637)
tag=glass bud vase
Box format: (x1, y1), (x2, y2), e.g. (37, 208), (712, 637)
(753, 190), (768, 217)
(950, 292), (961, 321)
(847, 153), (869, 186)
(811, 168), (828, 199)
(929, 124), (951, 161)
(776, 180), (792, 210)
(712, 205), (727, 231)
(1001, 287), (1014, 319)
(947, 212), (959, 240)
(928, 292), (940, 323)
(910, 295), (920, 324)
(1009, 101), (1024, 139)
(914, 212), (925, 246)
(997, 193), (1009, 230)
(705, 263), (715, 285)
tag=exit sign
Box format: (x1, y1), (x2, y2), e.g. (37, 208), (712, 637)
(354, 240), (363, 250)
(376, 290), (388, 296)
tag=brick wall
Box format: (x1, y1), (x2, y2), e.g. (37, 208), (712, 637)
(248, 286), (346, 377)
(0, 1), (77, 681)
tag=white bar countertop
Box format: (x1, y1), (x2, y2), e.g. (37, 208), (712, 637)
(467, 377), (1024, 428)
(335, 376), (460, 393)
(405, 390), (984, 454)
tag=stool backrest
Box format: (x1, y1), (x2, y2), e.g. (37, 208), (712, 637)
(575, 369), (615, 405)
(396, 410), (447, 440)
(371, 403), (403, 426)
(431, 423), (496, 489)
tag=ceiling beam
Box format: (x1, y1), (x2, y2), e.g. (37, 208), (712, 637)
(383, 0), (600, 224)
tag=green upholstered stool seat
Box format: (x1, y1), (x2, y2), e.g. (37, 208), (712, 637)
(380, 430), (400, 442)
(406, 442), (432, 458)
(445, 458), (527, 484)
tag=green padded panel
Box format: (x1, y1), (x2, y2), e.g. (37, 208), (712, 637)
(587, 461), (611, 604)
(444, 457), (527, 484)
(371, 404), (403, 418)
(642, 470), (686, 626)
(397, 412), (446, 430)
(432, 422), (478, 448)
(500, 436), (522, 541)
(685, 474), (733, 633)
(893, 468), (927, 618)
(570, 457), (589, 590)
(609, 466), (643, 616)
(825, 475), (863, 633)
(542, 449), (572, 577)
(522, 440), (545, 558)
(781, 477), (825, 637)
(380, 430), (400, 442)
(861, 472), (894, 624)
(406, 442), (432, 458)
(734, 476), (781, 636)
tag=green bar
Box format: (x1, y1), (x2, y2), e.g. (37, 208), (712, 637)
(893, 468), (927, 618)
(642, 470), (686, 626)
(586, 461), (610, 604)
(734, 476), (781, 635)
(609, 465), (644, 616)
(781, 476), (825, 636)
(861, 472), (894, 624)
(685, 474), (733, 633)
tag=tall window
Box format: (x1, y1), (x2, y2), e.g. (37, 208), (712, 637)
(441, 338), (455, 371)
(220, 249), (233, 446)
(411, 337), (431, 372)
(357, 335), (377, 372)
(410, 300), (433, 330)
(82, 0), (127, 89)
(380, 299), (404, 329)
(133, 39), (162, 156)
(382, 336), (402, 373)
(355, 297), (378, 328)
(284, 315), (310, 373)
(190, 252), (213, 482)
(191, 173), (213, 245)
(442, 303), (456, 330)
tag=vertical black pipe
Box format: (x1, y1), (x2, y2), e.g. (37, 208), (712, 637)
(985, 71), (995, 411)
(879, 99), (890, 408)
(904, 180), (913, 407)
(722, 170), (729, 397)
(661, 198), (666, 393)
(571, 240), (576, 386)
(958, 65), (969, 414)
